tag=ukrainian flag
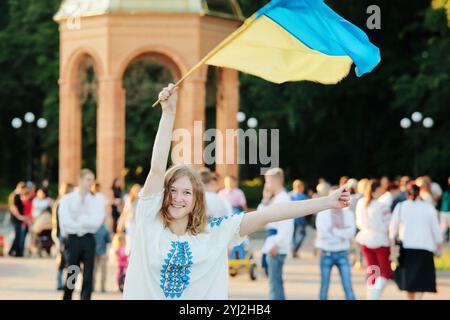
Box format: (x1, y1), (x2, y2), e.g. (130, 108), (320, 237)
(205, 0), (381, 84)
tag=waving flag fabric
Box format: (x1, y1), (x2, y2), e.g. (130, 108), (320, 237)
(205, 0), (380, 84)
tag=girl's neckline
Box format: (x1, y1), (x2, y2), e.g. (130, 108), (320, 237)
(164, 226), (190, 239)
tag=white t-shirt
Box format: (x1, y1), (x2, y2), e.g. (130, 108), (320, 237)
(261, 190), (293, 255)
(315, 208), (356, 252)
(355, 198), (391, 248)
(389, 199), (443, 252)
(379, 192), (393, 208)
(123, 190), (246, 300)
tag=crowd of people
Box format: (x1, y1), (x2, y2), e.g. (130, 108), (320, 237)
(267, 174), (448, 300)
(6, 175), (127, 299)
(4, 171), (449, 300)
(4, 86), (449, 301)
(7, 180), (53, 258)
(182, 170), (449, 301)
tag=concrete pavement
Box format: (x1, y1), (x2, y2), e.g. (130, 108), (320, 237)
(1, 227), (449, 300)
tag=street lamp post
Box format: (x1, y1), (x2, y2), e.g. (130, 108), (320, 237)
(400, 111), (433, 177)
(11, 113), (47, 181)
(236, 112), (259, 180)
(236, 111), (258, 129)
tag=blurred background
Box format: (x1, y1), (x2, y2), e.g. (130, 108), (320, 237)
(0, 0), (448, 204)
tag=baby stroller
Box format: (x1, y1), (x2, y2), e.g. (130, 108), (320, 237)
(228, 241), (258, 281)
(33, 211), (54, 257)
(36, 229), (53, 257)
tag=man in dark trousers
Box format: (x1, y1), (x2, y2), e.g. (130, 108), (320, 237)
(59, 169), (105, 300)
(8, 182), (27, 257)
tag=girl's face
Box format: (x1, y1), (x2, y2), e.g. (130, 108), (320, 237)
(167, 176), (195, 220)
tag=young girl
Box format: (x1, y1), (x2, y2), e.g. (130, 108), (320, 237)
(113, 233), (128, 292)
(355, 179), (392, 300)
(123, 84), (350, 300)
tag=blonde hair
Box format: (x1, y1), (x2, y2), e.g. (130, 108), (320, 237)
(416, 176), (432, 193)
(79, 168), (94, 179)
(160, 164), (207, 236)
(112, 232), (126, 250)
(357, 178), (369, 195)
(128, 184), (141, 203)
(292, 179), (304, 192)
(265, 167), (284, 184)
(364, 179), (381, 207)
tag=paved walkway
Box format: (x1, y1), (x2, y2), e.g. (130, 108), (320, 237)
(1, 226), (449, 300)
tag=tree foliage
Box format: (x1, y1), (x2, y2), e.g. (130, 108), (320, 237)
(0, 0), (448, 190)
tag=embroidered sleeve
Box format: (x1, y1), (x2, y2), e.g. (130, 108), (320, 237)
(208, 211), (247, 247)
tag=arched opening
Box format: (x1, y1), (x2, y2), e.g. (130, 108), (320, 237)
(122, 54), (178, 186)
(78, 56), (98, 171)
(58, 50), (102, 186)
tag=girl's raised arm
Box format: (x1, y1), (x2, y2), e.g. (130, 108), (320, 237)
(140, 84), (178, 196)
(239, 187), (350, 237)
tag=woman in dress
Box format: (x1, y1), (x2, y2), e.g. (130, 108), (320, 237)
(389, 183), (443, 300)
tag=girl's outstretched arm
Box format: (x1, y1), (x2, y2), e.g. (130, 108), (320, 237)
(141, 84), (178, 196)
(239, 187), (350, 237)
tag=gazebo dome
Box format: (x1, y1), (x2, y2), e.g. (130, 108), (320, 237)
(54, 0), (244, 21)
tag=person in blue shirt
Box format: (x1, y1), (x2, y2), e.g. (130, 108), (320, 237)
(290, 180), (310, 258)
(94, 222), (112, 293)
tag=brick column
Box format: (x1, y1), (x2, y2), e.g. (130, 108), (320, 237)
(96, 77), (126, 199)
(58, 80), (82, 186)
(215, 67), (239, 183)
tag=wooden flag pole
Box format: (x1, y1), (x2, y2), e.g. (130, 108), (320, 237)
(151, 15), (256, 107)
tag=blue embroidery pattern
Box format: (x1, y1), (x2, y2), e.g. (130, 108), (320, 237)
(208, 211), (246, 228)
(160, 241), (193, 298)
(208, 215), (229, 228)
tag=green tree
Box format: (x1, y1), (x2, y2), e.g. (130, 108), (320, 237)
(0, 0), (61, 186)
(0, 0), (449, 196)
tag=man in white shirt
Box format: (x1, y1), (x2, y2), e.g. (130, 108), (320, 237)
(59, 169), (105, 300)
(261, 168), (293, 300)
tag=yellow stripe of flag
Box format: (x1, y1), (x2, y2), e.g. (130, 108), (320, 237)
(206, 15), (353, 84)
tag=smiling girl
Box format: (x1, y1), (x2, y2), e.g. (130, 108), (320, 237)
(123, 84), (350, 300)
